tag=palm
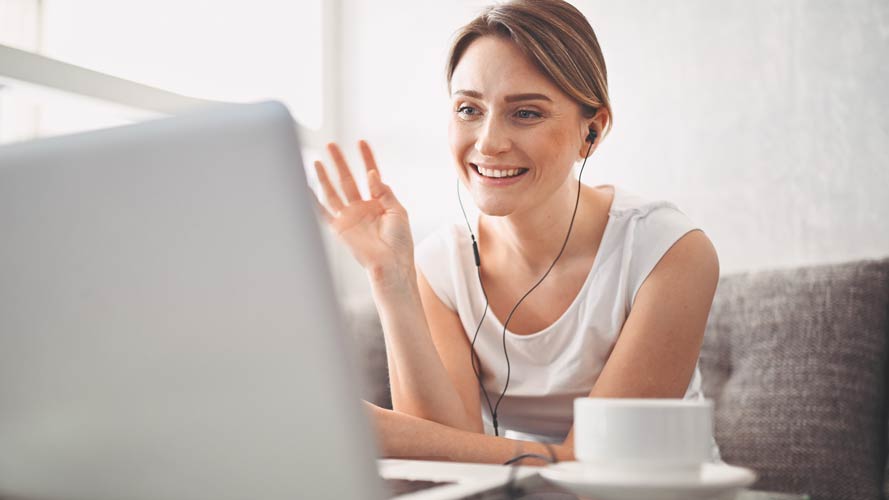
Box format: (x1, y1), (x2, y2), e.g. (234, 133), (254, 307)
(313, 141), (413, 271)
(331, 199), (411, 268)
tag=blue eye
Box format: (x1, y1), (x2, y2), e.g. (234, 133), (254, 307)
(515, 109), (542, 120)
(457, 105), (479, 118)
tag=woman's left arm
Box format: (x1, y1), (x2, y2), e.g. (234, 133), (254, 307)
(366, 229), (719, 464)
(561, 229), (720, 448)
(366, 402), (574, 464)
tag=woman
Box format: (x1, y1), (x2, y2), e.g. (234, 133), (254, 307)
(313, 0), (719, 465)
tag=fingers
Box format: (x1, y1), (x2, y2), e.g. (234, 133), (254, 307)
(359, 140), (389, 201)
(315, 140), (399, 214)
(314, 160), (345, 214)
(366, 169), (388, 200)
(327, 143), (362, 203)
(358, 140), (380, 175)
(366, 166), (406, 215)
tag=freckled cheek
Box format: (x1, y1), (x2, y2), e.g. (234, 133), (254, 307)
(547, 128), (571, 152)
(523, 129), (567, 168)
(545, 129), (579, 166)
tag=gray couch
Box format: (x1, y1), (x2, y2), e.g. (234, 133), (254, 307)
(701, 257), (889, 500)
(346, 257), (889, 500)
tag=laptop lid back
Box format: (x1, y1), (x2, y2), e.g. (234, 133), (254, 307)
(0, 102), (384, 500)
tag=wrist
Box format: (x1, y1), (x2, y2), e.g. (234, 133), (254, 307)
(367, 262), (417, 294)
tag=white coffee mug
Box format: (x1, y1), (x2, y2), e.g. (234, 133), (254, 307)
(573, 398), (713, 471)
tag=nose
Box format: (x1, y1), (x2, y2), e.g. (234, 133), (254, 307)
(475, 117), (511, 157)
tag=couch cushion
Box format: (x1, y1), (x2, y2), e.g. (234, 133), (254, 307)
(343, 298), (392, 409)
(700, 258), (889, 500)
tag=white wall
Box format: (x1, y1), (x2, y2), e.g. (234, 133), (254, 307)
(588, 0), (889, 273)
(328, 0), (889, 303)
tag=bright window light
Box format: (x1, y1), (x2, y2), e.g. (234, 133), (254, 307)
(40, 0), (323, 129)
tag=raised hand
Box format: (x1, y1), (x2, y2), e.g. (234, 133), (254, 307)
(312, 141), (414, 282)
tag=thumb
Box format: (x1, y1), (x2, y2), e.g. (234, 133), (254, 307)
(368, 169), (403, 211)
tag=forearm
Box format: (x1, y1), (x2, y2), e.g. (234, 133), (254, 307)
(374, 406), (574, 465)
(370, 265), (480, 432)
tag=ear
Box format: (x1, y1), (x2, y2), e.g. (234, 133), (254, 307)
(578, 107), (610, 159)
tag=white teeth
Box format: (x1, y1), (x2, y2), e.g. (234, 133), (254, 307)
(476, 166), (524, 178)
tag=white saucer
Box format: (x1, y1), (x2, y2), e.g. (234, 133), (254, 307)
(539, 461), (757, 500)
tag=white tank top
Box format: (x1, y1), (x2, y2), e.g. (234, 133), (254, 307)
(414, 185), (707, 443)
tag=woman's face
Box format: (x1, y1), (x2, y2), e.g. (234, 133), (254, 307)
(448, 35), (591, 217)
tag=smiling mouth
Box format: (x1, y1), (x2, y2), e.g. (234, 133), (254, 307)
(470, 163), (529, 179)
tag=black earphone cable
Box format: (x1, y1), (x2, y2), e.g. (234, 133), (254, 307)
(457, 186), (497, 428)
(457, 129), (597, 437)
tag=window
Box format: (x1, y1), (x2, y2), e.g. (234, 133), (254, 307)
(0, 0), (333, 145)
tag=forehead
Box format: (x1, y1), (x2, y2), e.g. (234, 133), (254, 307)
(450, 36), (567, 102)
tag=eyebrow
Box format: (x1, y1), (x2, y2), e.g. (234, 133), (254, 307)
(453, 89), (553, 103)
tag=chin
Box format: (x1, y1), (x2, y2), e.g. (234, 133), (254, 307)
(472, 196), (517, 218)
(479, 208), (512, 218)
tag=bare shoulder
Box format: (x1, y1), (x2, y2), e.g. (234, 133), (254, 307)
(646, 229), (719, 290)
(629, 228), (720, 354)
(587, 229), (719, 399)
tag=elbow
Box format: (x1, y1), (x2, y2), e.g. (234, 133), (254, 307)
(556, 440), (576, 462)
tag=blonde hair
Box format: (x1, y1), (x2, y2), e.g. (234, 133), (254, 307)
(446, 0), (612, 135)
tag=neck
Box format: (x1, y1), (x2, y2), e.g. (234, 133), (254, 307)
(479, 179), (605, 275)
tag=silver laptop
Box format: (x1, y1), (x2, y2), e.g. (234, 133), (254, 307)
(0, 101), (536, 500)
